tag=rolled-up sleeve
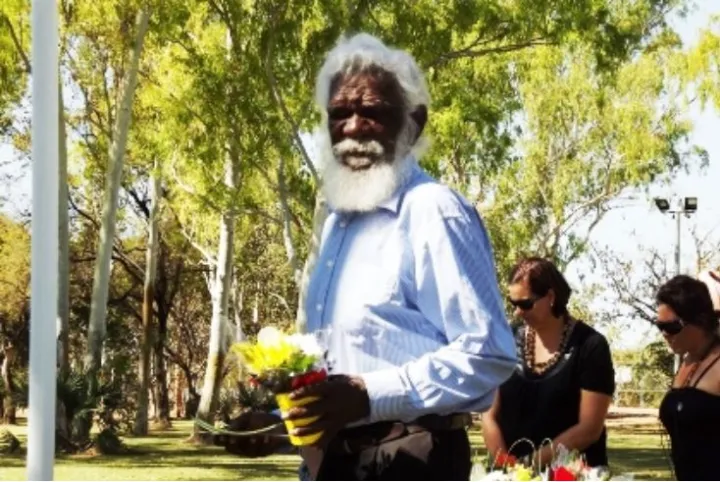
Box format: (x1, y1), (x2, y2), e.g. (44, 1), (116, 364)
(360, 200), (517, 422)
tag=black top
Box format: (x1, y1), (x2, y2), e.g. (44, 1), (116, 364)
(659, 352), (720, 481)
(497, 321), (615, 467)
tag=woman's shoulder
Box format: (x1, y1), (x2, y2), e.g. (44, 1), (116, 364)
(568, 321), (613, 365)
(571, 320), (609, 347)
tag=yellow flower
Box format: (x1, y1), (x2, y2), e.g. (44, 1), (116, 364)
(231, 326), (317, 375)
(514, 466), (534, 481)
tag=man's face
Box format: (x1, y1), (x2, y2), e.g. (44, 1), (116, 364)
(327, 68), (405, 171)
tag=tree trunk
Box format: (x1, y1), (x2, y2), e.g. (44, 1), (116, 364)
(181, 363), (199, 419)
(295, 193), (328, 333)
(193, 29), (238, 440)
(153, 305), (171, 428)
(194, 150), (237, 437)
(55, 80), (73, 448)
(232, 277), (244, 342)
(57, 82), (70, 376)
(277, 157), (301, 285)
(133, 164), (161, 436)
(252, 290), (259, 326)
(173, 364), (183, 419)
(85, 7), (150, 387)
(1, 348), (16, 425)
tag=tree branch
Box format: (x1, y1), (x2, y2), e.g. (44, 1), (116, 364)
(167, 205), (217, 265)
(430, 38), (552, 67)
(68, 194), (145, 281)
(2, 14), (31, 74)
(207, 0), (233, 32)
(263, 4), (320, 184)
(542, 188), (622, 256)
(125, 185), (150, 219)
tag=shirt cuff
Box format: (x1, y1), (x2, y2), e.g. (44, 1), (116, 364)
(360, 368), (411, 423)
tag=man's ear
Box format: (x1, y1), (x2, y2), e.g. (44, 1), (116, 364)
(409, 105), (427, 141)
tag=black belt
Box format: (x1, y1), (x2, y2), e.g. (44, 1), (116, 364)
(329, 413), (472, 454)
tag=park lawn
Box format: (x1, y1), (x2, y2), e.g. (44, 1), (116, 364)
(1, 420), (672, 480)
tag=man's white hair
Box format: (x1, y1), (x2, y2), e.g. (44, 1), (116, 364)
(314, 33), (431, 113)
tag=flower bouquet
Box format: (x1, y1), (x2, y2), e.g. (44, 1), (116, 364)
(471, 440), (632, 481)
(230, 326), (328, 446)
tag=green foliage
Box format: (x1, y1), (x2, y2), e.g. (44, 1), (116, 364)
(481, 41), (700, 280)
(216, 381), (277, 422)
(0, 0), (30, 139)
(673, 15), (720, 111)
(93, 428), (126, 455)
(0, 214), (29, 320)
(635, 340), (674, 381)
(57, 368), (129, 449)
(0, 427), (20, 454)
(618, 340), (673, 407)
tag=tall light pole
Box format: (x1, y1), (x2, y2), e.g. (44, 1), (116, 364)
(27, 1), (59, 480)
(654, 196), (698, 372)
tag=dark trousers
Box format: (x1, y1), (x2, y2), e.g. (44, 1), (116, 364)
(315, 422), (471, 481)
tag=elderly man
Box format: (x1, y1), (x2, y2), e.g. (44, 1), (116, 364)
(222, 33), (516, 480)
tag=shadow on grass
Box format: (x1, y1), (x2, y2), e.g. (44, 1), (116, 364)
(1, 450), (300, 481)
(3, 448), (672, 481)
(1, 420), (674, 481)
(608, 447), (673, 481)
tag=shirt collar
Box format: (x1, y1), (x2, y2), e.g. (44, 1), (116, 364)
(377, 160), (421, 214)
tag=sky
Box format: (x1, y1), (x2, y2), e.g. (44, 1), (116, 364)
(1, 3), (718, 350)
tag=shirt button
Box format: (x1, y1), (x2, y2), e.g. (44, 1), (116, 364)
(339, 220), (347, 228)
(326, 260), (334, 268)
(316, 303), (323, 311)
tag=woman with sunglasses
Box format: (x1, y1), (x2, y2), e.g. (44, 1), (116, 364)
(481, 257), (615, 469)
(657, 275), (720, 480)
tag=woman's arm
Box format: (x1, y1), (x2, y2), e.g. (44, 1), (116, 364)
(534, 331), (615, 466)
(533, 389), (612, 465)
(481, 390), (507, 459)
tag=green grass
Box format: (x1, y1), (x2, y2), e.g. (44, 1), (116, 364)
(0, 419), (672, 480)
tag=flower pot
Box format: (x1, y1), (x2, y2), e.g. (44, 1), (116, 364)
(275, 393), (323, 446)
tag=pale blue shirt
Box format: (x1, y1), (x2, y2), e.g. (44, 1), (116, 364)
(305, 161), (517, 424)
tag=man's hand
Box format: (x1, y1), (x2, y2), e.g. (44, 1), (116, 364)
(283, 374), (370, 446)
(215, 411), (287, 458)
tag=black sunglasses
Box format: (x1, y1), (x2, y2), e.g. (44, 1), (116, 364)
(654, 319), (685, 336)
(508, 296), (539, 311)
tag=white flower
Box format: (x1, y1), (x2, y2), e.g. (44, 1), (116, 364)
(257, 326), (285, 347)
(584, 467), (611, 481)
(470, 464), (488, 481)
(287, 333), (324, 358)
(481, 470), (512, 481)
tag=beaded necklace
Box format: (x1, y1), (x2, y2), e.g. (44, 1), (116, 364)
(523, 318), (573, 375)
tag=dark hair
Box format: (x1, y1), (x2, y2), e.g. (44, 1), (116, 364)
(656, 275), (719, 333)
(508, 257), (572, 317)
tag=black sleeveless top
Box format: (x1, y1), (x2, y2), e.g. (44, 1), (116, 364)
(659, 352), (720, 480)
(497, 322), (615, 467)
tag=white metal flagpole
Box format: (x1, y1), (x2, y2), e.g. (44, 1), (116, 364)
(27, 1), (59, 480)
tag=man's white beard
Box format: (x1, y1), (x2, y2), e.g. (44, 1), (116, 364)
(318, 130), (415, 213)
